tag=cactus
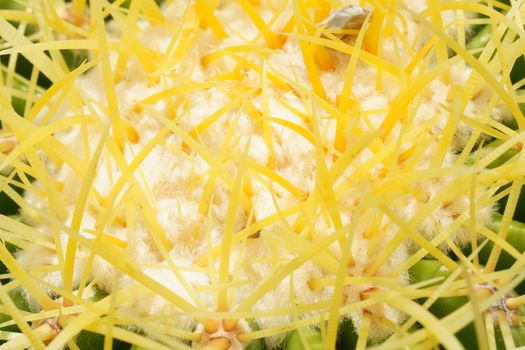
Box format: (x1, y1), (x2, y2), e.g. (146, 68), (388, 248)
(1, 0), (525, 349)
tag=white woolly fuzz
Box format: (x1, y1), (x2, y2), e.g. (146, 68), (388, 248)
(398, 150), (496, 252)
(118, 258), (211, 334)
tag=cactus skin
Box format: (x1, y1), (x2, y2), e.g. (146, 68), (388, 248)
(409, 258), (525, 350)
(467, 12), (525, 89)
(429, 296), (477, 349)
(480, 215), (525, 271)
(244, 320), (265, 350)
(337, 318), (358, 350)
(465, 140), (521, 169)
(245, 338), (265, 350)
(478, 215), (525, 295)
(495, 324), (525, 350)
(75, 288), (131, 349)
(74, 331), (106, 350)
(466, 24), (492, 52)
(284, 328), (323, 350)
(0, 236), (28, 331)
(1, 73), (29, 116)
(75, 332), (131, 350)
(409, 259), (476, 348)
(0, 289), (29, 335)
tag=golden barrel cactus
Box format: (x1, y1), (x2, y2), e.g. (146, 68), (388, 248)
(0, 0), (525, 349)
